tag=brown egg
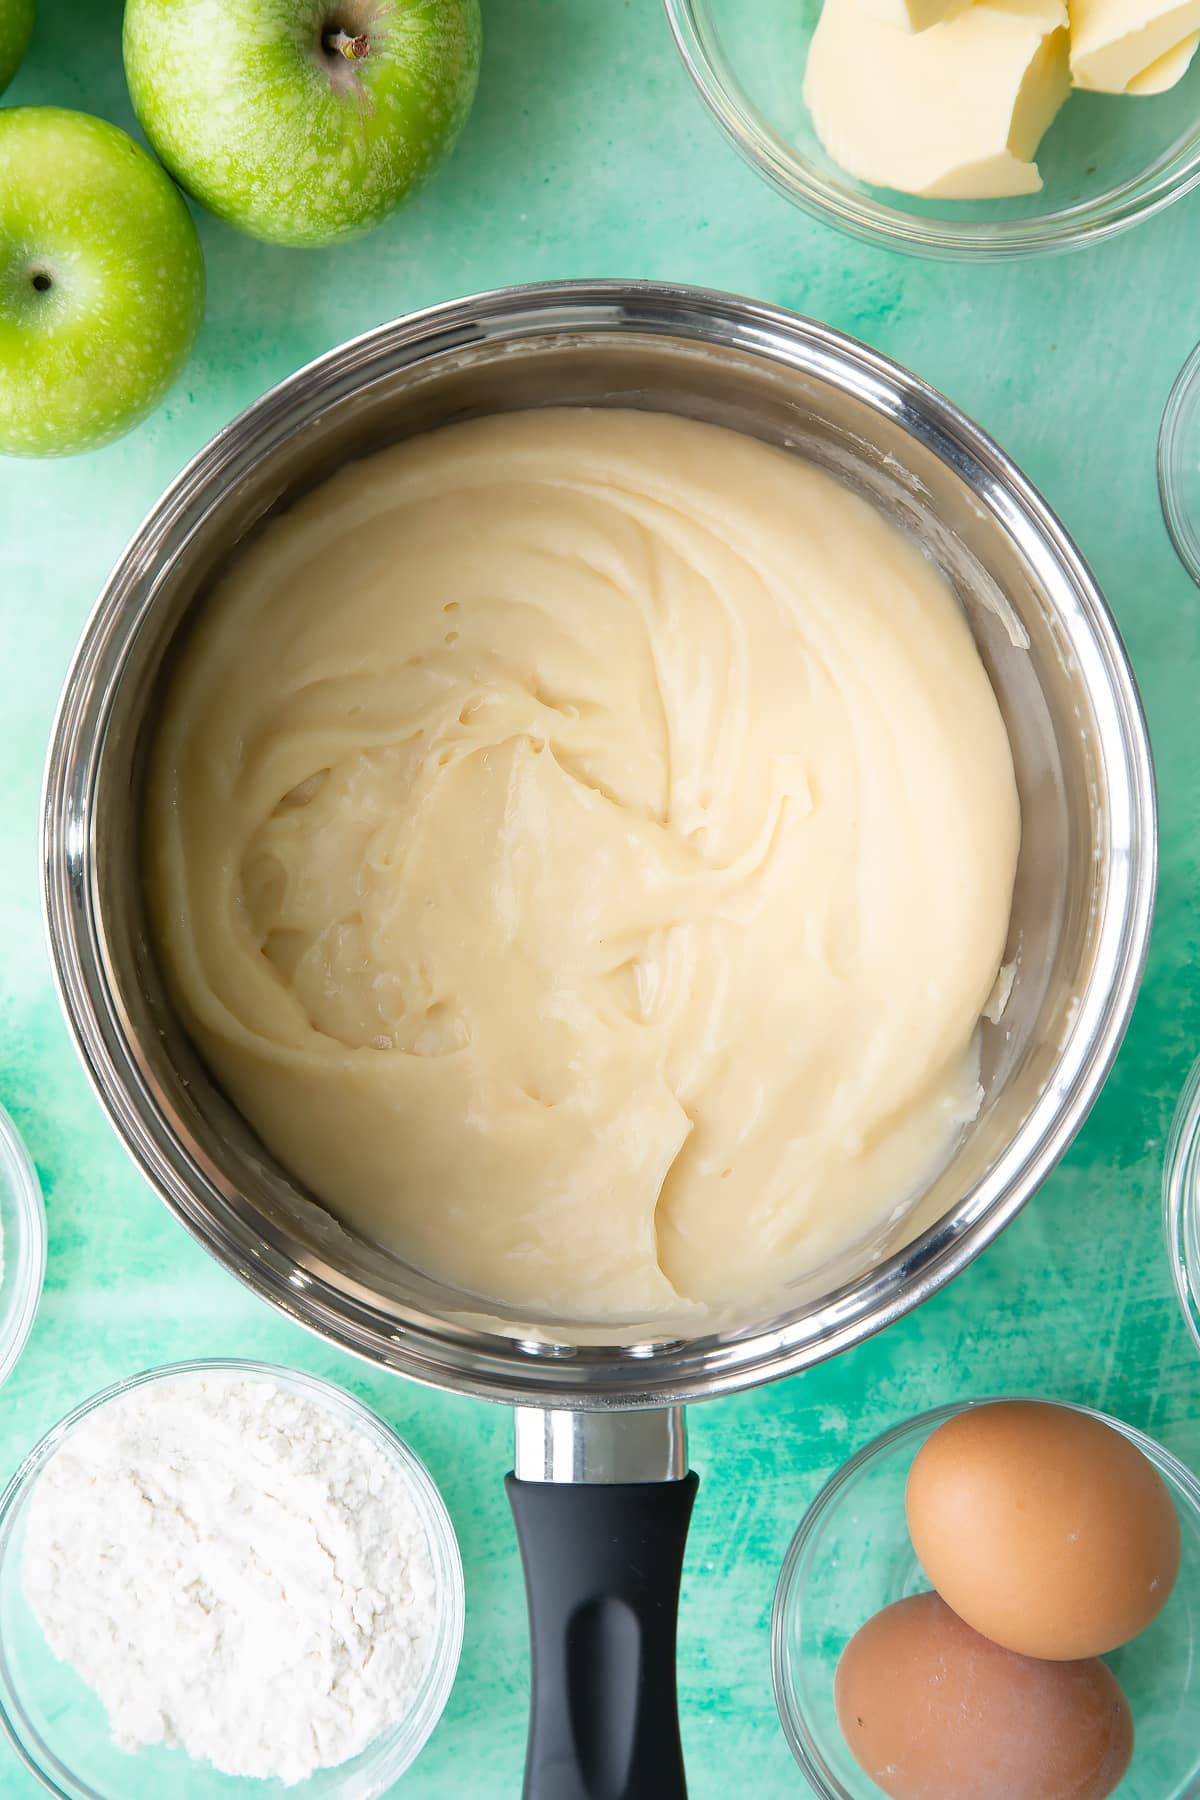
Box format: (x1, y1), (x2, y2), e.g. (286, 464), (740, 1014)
(834, 1592), (1134, 1800)
(906, 1401), (1181, 1660)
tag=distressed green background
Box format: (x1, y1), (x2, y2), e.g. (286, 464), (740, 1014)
(2, 1), (1198, 1794)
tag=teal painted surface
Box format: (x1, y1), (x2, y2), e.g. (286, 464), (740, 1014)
(1, 1), (1198, 1794)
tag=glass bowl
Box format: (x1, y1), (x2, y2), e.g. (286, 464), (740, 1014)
(1164, 1054), (1200, 1352)
(0, 1102), (46, 1388)
(663, 0), (1200, 260)
(0, 1359), (465, 1800)
(773, 1399), (1200, 1798)
(1158, 344), (1200, 588)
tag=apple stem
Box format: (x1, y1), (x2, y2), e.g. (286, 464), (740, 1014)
(324, 27), (370, 60)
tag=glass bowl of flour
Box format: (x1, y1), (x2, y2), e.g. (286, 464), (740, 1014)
(0, 1359), (464, 1798)
(0, 1102), (45, 1389)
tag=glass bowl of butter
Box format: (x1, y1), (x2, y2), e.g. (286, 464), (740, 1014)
(664, 0), (1200, 258)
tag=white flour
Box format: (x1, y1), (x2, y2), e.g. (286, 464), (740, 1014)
(23, 1371), (442, 1785)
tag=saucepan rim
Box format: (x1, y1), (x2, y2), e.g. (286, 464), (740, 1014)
(39, 279), (1157, 1407)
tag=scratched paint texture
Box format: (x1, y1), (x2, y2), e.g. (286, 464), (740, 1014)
(1, 1), (1198, 1794)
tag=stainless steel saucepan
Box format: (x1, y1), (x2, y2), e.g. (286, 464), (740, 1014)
(42, 282), (1155, 1799)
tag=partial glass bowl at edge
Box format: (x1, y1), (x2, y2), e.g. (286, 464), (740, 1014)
(1158, 345), (1200, 588)
(663, 0), (1200, 259)
(0, 1359), (465, 1800)
(0, 1101), (46, 1389)
(1165, 1055), (1200, 1356)
(772, 1399), (1200, 1799)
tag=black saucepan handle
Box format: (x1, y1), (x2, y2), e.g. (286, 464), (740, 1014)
(506, 1471), (699, 1800)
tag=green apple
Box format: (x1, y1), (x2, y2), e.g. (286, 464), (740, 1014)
(123, 0), (482, 248)
(0, 109), (205, 457)
(0, 0), (33, 95)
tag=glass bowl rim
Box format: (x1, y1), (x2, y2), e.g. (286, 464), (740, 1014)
(661, 0), (1200, 262)
(770, 1394), (1200, 1797)
(1164, 1053), (1200, 1354)
(0, 1102), (46, 1390)
(0, 1356), (466, 1800)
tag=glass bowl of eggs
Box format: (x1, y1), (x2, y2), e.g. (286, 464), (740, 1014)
(662, 0), (1200, 259)
(772, 1398), (1200, 1798)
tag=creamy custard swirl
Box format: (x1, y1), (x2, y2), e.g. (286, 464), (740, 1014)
(148, 409), (1019, 1322)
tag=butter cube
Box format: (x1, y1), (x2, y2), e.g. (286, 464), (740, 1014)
(1071, 0), (1200, 91)
(804, 0), (1071, 199)
(857, 0), (965, 32)
(1126, 30), (1199, 89)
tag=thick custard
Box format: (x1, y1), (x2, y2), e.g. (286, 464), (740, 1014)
(148, 409), (1019, 1321)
